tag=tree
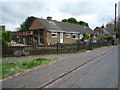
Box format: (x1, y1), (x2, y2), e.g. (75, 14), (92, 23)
(78, 21), (85, 25)
(61, 17), (89, 26)
(20, 16), (35, 31)
(67, 17), (78, 24)
(1, 31), (12, 45)
(62, 19), (68, 22)
(106, 23), (113, 28)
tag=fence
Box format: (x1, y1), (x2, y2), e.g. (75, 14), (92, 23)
(2, 41), (112, 57)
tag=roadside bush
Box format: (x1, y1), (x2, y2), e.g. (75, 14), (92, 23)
(86, 42), (95, 50)
(14, 50), (29, 57)
(105, 36), (114, 41)
(98, 35), (106, 41)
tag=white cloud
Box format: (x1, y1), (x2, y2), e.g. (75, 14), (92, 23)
(1, 0), (120, 31)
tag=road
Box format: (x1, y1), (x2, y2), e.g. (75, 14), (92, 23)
(2, 46), (118, 88)
(48, 48), (118, 88)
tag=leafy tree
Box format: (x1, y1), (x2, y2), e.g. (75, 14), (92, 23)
(78, 21), (85, 25)
(61, 17), (89, 26)
(1, 31), (12, 45)
(78, 21), (89, 26)
(62, 19), (68, 22)
(67, 17), (78, 24)
(106, 23), (113, 28)
(85, 23), (89, 26)
(20, 16), (35, 31)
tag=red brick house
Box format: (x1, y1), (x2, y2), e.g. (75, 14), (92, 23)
(18, 17), (97, 45)
(94, 26), (113, 36)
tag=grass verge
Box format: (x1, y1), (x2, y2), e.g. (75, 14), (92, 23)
(1, 57), (59, 79)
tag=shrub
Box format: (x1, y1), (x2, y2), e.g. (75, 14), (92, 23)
(14, 50), (29, 57)
(105, 36), (114, 41)
(86, 42), (95, 50)
(98, 35), (106, 41)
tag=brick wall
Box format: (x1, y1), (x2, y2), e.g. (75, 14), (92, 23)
(29, 18), (44, 30)
(47, 32), (80, 44)
(94, 28), (104, 35)
(64, 33), (79, 42)
(47, 31), (60, 44)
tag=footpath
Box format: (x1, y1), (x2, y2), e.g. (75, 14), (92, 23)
(2, 46), (118, 88)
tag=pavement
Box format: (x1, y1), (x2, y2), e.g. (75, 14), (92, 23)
(2, 46), (118, 88)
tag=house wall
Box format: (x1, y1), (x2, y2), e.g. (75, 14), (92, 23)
(46, 32), (81, 44)
(46, 31), (60, 44)
(29, 18), (44, 30)
(64, 33), (80, 42)
(94, 28), (104, 35)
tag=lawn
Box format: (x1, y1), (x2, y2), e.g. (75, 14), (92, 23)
(1, 57), (59, 79)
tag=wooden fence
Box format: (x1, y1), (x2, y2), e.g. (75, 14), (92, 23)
(2, 41), (112, 57)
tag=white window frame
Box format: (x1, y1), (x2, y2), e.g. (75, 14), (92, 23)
(66, 33), (71, 38)
(73, 33), (78, 39)
(51, 32), (57, 37)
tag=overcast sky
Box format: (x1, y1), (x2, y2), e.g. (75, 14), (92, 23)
(1, 0), (120, 31)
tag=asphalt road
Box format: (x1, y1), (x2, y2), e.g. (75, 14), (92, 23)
(48, 48), (118, 88)
(2, 46), (118, 88)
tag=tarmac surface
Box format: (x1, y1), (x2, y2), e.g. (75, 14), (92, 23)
(2, 46), (118, 88)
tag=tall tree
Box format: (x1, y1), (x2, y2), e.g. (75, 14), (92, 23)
(78, 21), (89, 26)
(62, 19), (68, 22)
(67, 17), (78, 24)
(61, 17), (89, 26)
(20, 16), (35, 31)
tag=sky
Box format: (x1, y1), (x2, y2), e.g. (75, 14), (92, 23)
(1, 0), (120, 31)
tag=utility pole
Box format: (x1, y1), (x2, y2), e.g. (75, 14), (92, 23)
(114, 3), (117, 45)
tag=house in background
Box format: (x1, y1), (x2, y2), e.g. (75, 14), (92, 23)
(0, 25), (5, 31)
(94, 26), (113, 36)
(18, 17), (97, 45)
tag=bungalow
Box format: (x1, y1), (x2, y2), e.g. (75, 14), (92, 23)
(94, 26), (113, 36)
(18, 17), (97, 45)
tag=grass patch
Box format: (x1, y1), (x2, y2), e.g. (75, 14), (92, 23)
(1, 57), (59, 79)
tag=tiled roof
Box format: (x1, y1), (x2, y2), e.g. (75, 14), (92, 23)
(38, 18), (97, 35)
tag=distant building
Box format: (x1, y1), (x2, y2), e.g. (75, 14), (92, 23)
(94, 26), (113, 36)
(0, 25), (5, 31)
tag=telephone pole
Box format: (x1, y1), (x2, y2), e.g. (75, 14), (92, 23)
(114, 3), (117, 45)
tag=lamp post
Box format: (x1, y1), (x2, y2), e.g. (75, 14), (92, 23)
(114, 3), (117, 45)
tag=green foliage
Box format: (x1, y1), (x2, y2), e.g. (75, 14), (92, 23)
(61, 17), (89, 26)
(105, 36), (114, 41)
(86, 42), (95, 50)
(98, 35), (106, 41)
(2, 58), (58, 79)
(62, 19), (68, 22)
(79, 21), (89, 26)
(1, 31), (12, 45)
(67, 17), (78, 24)
(20, 16), (35, 31)
(106, 23), (113, 28)
(83, 33), (90, 39)
(116, 32), (120, 39)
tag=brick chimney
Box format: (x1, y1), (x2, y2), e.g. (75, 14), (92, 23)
(47, 16), (52, 21)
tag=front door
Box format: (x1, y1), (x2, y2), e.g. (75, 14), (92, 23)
(60, 32), (63, 43)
